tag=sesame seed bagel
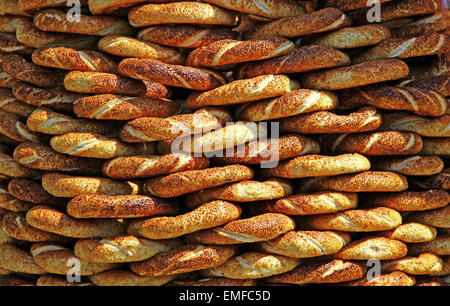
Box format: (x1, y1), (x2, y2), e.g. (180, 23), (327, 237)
(379, 223), (438, 243)
(334, 237), (408, 260)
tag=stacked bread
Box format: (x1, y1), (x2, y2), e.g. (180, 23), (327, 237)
(0, 0), (448, 287)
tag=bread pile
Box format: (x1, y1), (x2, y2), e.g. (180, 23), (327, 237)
(0, 0), (448, 287)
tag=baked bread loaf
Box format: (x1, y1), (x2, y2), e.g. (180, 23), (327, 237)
(129, 244), (237, 276)
(298, 171), (409, 193)
(89, 269), (176, 286)
(13, 142), (104, 175)
(186, 75), (300, 109)
(419, 137), (450, 157)
(41, 172), (141, 198)
(247, 8), (351, 39)
(338, 85), (448, 117)
(405, 205), (450, 229)
(365, 189), (449, 211)
(67, 194), (180, 219)
(7, 178), (65, 206)
(0, 151), (41, 178)
(379, 113), (450, 137)
(18, 0), (88, 14)
(323, 0), (393, 12)
(343, 271), (415, 286)
(401, 75), (450, 96)
(235, 45), (350, 79)
(237, 89), (339, 122)
(186, 37), (296, 67)
(0, 111), (48, 144)
(74, 235), (183, 263)
(98, 35), (185, 65)
(184, 213), (295, 244)
(119, 107), (232, 143)
(265, 259), (367, 284)
(0, 243), (46, 275)
(299, 59), (410, 90)
(370, 155), (444, 176)
(0, 33), (33, 54)
(137, 24), (238, 49)
(118, 58), (226, 91)
(407, 233), (450, 256)
(0, 72), (21, 88)
(202, 252), (301, 279)
(34, 9), (135, 36)
(26, 205), (127, 238)
(379, 223), (437, 243)
(128, 2), (239, 27)
(144, 164), (254, 198)
(102, 153), (210, 180)
(390, 11), (450, 38)
(88, 0), (147, 15)
(408, 52), (450, 80)
(50, 132), (156, 159)
(381, 253), (443, 275)
(63, 71), (170, 99)
(0, 185), (33, 212)
(36, 274), (94, 286)
(0, 89), (36, 118)
(409, 169), (450, 190)
(251, 191), (358, 216)
(0, 0), (29, 16)
(334, 237), (407, 260)
(127, 200), (242, 239)
(252, 231), (351, 258)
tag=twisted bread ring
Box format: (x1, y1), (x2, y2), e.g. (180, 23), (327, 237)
(0, 243), (46, 275)
(127, 200), (242, 239)
(299, 59), (410, 90)
(401, 75), (450, 96)
(130, 244), (237, 276)
(185, 75), (300, 110)
(73, 94), (180, 121)
(184, 213), (295, 244)
(2, 54), (62, 87)
(390, 11), (450, 39)
(0, 112), (47, 144)
(186, 37), (296, 67)
(128, 2), (239, 27)
(235, 45), (350, 79)
(320, 131), (423, 156)
(26, 108), (117, 136)
(168, 277), (257, 286)
(0, 72), (21, 88)
(408, 52), (450, 79)
(433, 255), (450, 276)
(308, 25), (391, 49)
(323, 0), (393, 12)
(50, 132), (156, 159)
(34, 9), (134, 36)
(184, 179), (293, 209)
(381, 253), (443, 275)
(260, 153), (371, 179)
(0, 184), (33, 212)
(334, 237), (407, 260)
(338, 85), (448, 117)
(246, 8), (351, 39)
(366, 189), (449, 211)
(0, 33), (33, 54)
(380, 113), (450, 137)
(420, 137), (450, 157)
(0, 89), (36, 118)
(13, 142), (104, 175)
(265, 259), (367, 285)
(74, 235), (183, 263)
(18, 0), (88, 14)
(252, 231), (351, 258)
(89, 269), (176, 286)
(88, 0), (146, 15)
(379, 223), (437, 243)
(202, 0), (306, 18)
(12, 83), (81, 114)
(2, 211), (70, 243)
(407, 233), (450, 256)
(352, 32), (450, 64)
(41, 172), (141, 198)
(409, 169), (449, 190)
(202, 252), (301, 279)
(102, 153), (209, 180)
(67, 194), (180, 219)
(30, 243), (118, 275)
(0, 151), (41, 178)
(344, 271), (416, 286)
(118, 58), (226, 91)
(406, 205), (450, 229)
(370, 155), (444, 176)
(0, 15), (24, 32)
(119, 107), (232, 143)
(26, 205), (127, 238)
(279, 107), (382, 134)
(144, 164), (254, 198)
(251, 191), (358, 216)
(237, 89), (338, 122)
(137, 24), (238, 49)
(32, 47), (117, 73)
(63, 71), (170, 99)
(7, 178), (66, 207)
(212, 134), (320, 166)
(301, 207), (402, 232)
(0, 215), (14, 244)
(98, 36), (185, 65)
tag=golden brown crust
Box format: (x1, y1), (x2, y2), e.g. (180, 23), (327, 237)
(118, 58), (226, 91)
(0, 243), (46, 275)
(184, 213), (295, 244)
(26, 205), (127, 238)
(390, 11), (450, 39)
(67, 194), (179, 219)
(7, 178), (66, 206)
(405, 205), (450, 229)
(0, 184), (34, 212)
(0, 151), (41, 178)
(0, 0), (29, 16)
(370, 155), (444, 176)
(0, 32), (33, 54)
(401, 75), (450, 97)
(18, 0), (88, 14)
(323, 0), (393, 12)
(128, 2), (239, 27)
(0, 88), (36, 118)
(343, 271), (415, 286)
(379, 223), (438, 243)
(235, 45), (350, 79)
(0, 112), (48, 144)
(88, 0), (147, 15)
(130, 244), (237, 276)
(0, 72), (21, 88)
(409, 169), (450, 190)
(407, 233), (450, 256)
(144, 164), (254, 198)
(381, 253), (443, 275)
(300, 59), (410, 90)
(334, 237), (408, 260)
(419, 137), (450, 157)
(366, 189), (449, 211)
(89, 269), (176, 286)
(36, 274), (94, 286)
(98, 35), (185, 65)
